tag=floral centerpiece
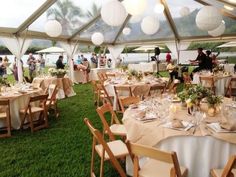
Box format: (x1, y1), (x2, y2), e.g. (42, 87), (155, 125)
(119, 64), (128, 72)
(177, 85), (222, 115)
(48, 68), (67, 78)
(127, 70), (143, 81)
(206, 95), (223, 116)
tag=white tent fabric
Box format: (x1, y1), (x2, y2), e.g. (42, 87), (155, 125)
(217, 41), (236, 48)
(165, 41), (190, 62)
(108, 45), (125, 68)
(36, 46), (65, 53)
(1, 36), (31, 82)
(59, 42), (79, 82)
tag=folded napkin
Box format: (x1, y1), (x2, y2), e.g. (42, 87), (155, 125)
(220, 122), (236, 131)
(172, 119), (184, 128)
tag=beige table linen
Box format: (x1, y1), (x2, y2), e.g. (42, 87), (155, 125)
(0, 88), (43, 129)
(33, 77), (76, 99)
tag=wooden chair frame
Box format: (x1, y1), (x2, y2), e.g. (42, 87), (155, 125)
(114, 85), (132, 112)
(84, 118), (127, 177)
(119, 96), (140, 113)
(131, 85), (150, 100)
(46, 84), (59, 118)
(211, 155), (236, 177)
(96, 103), (126, 139)
(96, 83), (113, 107)
(200, 76), (216, 94)
(20, 94), (48, 133)
(126, 141), (186, 177)
(226, 78), (236, 98)
(149, 83), (166, 96)
(0, 99), (11, 138)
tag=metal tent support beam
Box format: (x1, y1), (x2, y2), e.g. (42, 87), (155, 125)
(112, 14), (132, 45)
(195, 0), (236, 20)
(214, 0), (236, 8)
(15, 0), (57, 34)
(161, 0), (180, 41)
(68, 14), (101, 41)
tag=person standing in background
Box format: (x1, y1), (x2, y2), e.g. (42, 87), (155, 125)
(56, 55), (65, 69)
(27, 53), (37, 82)
(166, 52), (171, 63)
(37, 53), (45, 74)
(0, 57), (5, 77)
(2, 56), (9, 75)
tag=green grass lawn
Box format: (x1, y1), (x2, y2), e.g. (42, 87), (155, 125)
(0, 84), (120, 177)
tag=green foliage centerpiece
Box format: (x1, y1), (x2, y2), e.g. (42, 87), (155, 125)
(127, 70), (143, 81)
(48, 68), (67, 78)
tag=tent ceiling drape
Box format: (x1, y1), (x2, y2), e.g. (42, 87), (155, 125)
(0, 0), (235, 45)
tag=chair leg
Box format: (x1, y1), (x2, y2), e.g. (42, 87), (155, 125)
(44, 110), (49, 128)
(99, 155), (104, 177)
(91, 138), (96, 177)
(7, 116), (11, 137)
(29, 115), (34, 133)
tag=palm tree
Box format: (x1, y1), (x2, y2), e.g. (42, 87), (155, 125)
(85, 3), (100, 19)
(47, 0), (85, 35)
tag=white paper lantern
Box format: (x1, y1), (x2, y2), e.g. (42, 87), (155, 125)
(101, 0), (127, 26)
(122, 27), (131, 35)
(141, 16), (160, 35)
(44, 20), (62, 37)
(208, 21), (225, 37)
(154, 3), (164, 13)
(196, 6), (222, 31)
(91, 32), (104, 46)
(180, 7), (190, 17)
(123, 0), (147, 16)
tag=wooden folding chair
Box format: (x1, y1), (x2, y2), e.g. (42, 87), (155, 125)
(211, 155), (236, 177)
(149, 83), (166, 96)
(96, 83), (113, 107)
(45, 84), (59, 118)
(200, 76), (216, 94)
(119, 96), (140, 113)
(20, 94), (48, 133)
(91, 80), (100, 106)
(226, 77), (236, 98)
(97, 72), (107, 83)
(126, 141), (188, 177)
(132, 85), (150, 100)
(96, 103), (127, 139)
(84, 118), (129, 177)
(105, 72), (116, 79)
(114, 85), (132, 112)
(0, 99), (11, 138)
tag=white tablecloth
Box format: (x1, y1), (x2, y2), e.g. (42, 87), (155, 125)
(89, 68), (116, 81)
(74, 70), (87, 83)
(192, 73), (232, 95)
(0, 89), (42, 129)
(220, 64), (235, 73)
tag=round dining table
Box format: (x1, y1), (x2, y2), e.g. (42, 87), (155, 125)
(122, 96), (236, 177)
(104, 75), (169, 110)
(0, 86), (43, 129)
(32, 76), (76, 99)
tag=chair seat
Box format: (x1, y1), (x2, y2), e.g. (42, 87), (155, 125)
(95, 140), (129, 160)
(211, 169), (236, 177)
(0, 112), (7, 119)
(20, 107), (44, 114)
(110, 124), (127, 136)
(139, 159), (187, 177)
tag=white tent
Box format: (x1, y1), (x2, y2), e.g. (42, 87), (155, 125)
(36, 46), (65, 53)
(217, 41), (236, 48)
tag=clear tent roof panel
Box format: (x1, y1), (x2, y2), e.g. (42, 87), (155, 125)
(29, 0), (103, 36)
(0, 0), (47, 28)
(78, 18), (121, 43)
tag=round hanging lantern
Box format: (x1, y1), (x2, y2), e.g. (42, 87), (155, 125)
(44, 20), (62, 37)
(101, 0), (127, 26)
(122, 27), (131, 35)
(141, 16), (160, 35)
(154, 3), (164, 13)
(91, 32), (104, 46)
(208, 21), (225, 37)
(196, 6), (222, 31)
(123, 0), (147, 16)
(180, 7), (190, 17)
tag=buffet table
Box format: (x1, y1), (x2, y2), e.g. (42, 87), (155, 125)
(123, 96), (236, 177)
(0, 86), (43, 129)
(89, 68), (116, 80)
(32, 77), (76, 99)
(128, 62), (167, 73)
